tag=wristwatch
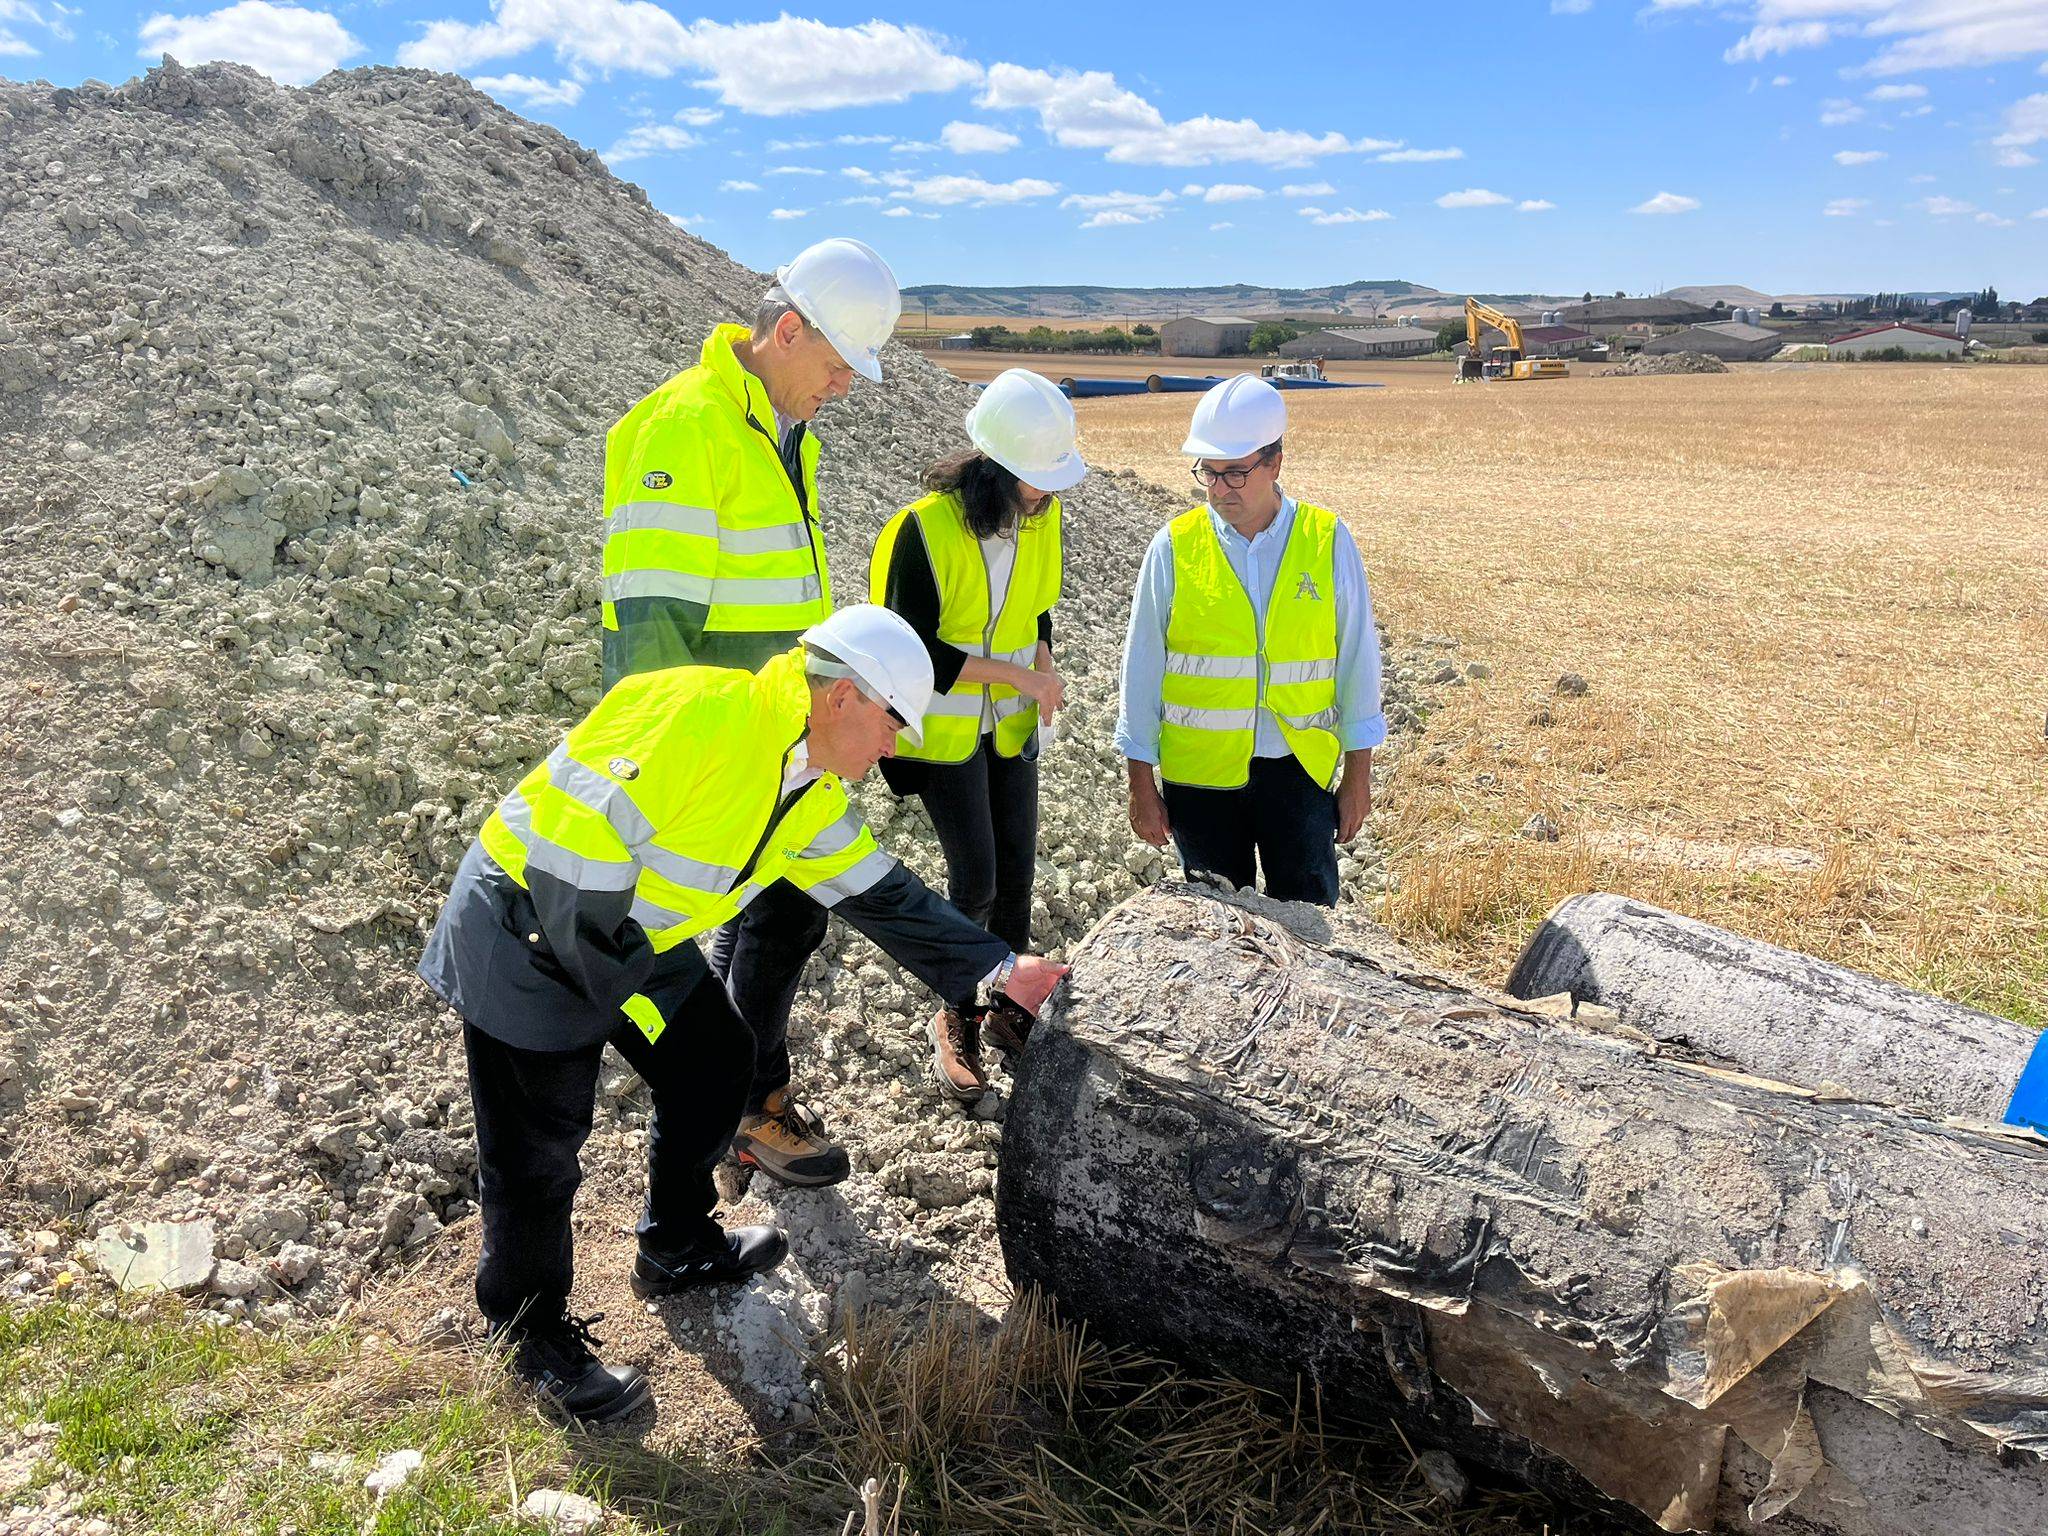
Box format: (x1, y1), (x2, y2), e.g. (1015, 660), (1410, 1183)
(979, 952), (1019, 1010)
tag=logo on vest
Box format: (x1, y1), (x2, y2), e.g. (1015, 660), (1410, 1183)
(1295, 573), (1322, 601)
(641, 470), (673, 490)
(608, 756), (640, 781)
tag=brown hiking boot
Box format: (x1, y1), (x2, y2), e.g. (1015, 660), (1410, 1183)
(732, 1088), (850, 1186)
(927, 1007), (987, 1101)
(983, 996), (1036, 1056)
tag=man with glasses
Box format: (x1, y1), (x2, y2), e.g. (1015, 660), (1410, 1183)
(1116, 375), (1384, 904)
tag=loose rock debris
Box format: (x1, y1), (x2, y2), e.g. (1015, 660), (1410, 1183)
(0, 60), (1449, 1414)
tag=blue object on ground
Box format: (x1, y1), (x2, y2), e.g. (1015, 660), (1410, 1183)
(450, 467), (472, 487)
(2005, 1031), (2048, 1134)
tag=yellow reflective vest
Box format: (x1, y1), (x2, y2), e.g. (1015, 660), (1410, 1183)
(1158, 503), (1342, 791)
(600, 324), (831, 638)
(868, 490), (1062, 763)
(476, 650), (890, 1040)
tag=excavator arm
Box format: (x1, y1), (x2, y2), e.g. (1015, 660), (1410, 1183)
(1464, 296), (1525, 358)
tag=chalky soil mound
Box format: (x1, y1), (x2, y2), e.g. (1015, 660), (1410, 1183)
(0, 61), (1429, 1423)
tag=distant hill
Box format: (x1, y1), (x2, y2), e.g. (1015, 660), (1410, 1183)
(1663, 284), (1776, 308)
(900, 278), (1443, 320)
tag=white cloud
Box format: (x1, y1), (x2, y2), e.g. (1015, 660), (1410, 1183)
(1632, 190), (1701, 214)
(398, 7), (982, 115)
(1919, 194), (1974, 214)
(1900, 102), (1934, 116)
(1865, 83), (1926, 101)
(1436, 187), (1511, 208)
(1518, 198), (1556, 211)
(1772, 73), (1794, 86)
(1299, 206), (1392, 224)
(1834, 149), (1887, 164)
(1209, 220), (1235, 229)
(841, 166), (877, 183)
(675, 106), (723, 126)
(473, 73), (583, 107)
(887, 173), (1060, 206)
(1976, 210), (2017, 226)
(1552, 0), (1592, 13)
(1823, 196), (1869, 215)
(836, 133), (895, 145)
(769, 207), (809, 220)
(2033, 206), (2048, 216)
(939, 120), (1020, 154)
(665, 211), (704, 229)
(767, 164), (825, 176)
(1060, 189), (1176, 223)
(137, 1), (360, 85)
(606, 124), (701, 164)
(1280, 181), (1336, 197)
(890, 140), (939, 154)
(1725, 20), (1830, 63)
(1908, 172), (1937, 182)
(880, 205), (937, 219)
(1997, 146), (2040, 166)
(718, 179), (760, 192)
(1377, 146), (1464, 162)
(0, 0), (73, 57)
(765, 137), (820, 152)
(1202, 183), (1265, 202)
(1993, 92), (2048, 149)
(839, 194), (885, 206)
(977, 62), (1394, 166)
(1819, 98), (1865, 125)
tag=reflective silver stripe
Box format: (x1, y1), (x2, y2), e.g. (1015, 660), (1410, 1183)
(708, 573), (822, 607)
(604, 568), (714, 605)
(805, 848), (896, 906)
(498, 789), (641, 891)
(999, 644), (1038, 666)
(1161, 703), (1259, 731)
(733, 881), (767, 912)
(605, 502), (717, 539)
(990, 695), (1030, 720)
(546, 745), (656, 846)
(1274, 705), (1342, 732)
(723, 522), (812, 556)
(801, 811), (866, 859)
(1165, 651), (1258, 679)
(630, 893), (693, 931)
(926, 692), (986, 717)
(1269, 658), (1338, 685)
(639, 844), (741, 894)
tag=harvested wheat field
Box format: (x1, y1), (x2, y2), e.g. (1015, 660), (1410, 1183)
(1078, 364), (2048, 1023)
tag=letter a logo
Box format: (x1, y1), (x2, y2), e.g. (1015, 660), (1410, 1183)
(1295, 572), (1322, 601)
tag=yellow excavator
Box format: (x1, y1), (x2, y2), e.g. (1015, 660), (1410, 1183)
(1455, 297), (1569, 382)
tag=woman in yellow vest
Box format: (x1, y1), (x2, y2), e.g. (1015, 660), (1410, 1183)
(870, 368), (1086, 1100)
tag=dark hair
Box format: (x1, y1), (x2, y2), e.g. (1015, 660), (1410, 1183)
(921, 449), (1050, 540)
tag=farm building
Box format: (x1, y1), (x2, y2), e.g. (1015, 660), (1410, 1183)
(1277, 325), (1437, 360)
(1159, 315), (1256, 356)
(1642, 321), (1781, 362)
(1827, 323), (1966, 359)
(1519, 324), (1599, 358)
(1560, 296), (1714, 329)
(938, 333), (975, 351)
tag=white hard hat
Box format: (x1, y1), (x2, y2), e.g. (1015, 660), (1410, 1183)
(965, 369), (1088, 493)
(801, 604), (934, 746)
(1182, 374), (1288, 460)
(775, 237), (902, 384)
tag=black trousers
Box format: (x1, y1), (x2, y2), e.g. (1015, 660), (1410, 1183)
(914, 746), (1039, 954)
(1161, 755), (1340, 907)
(708, 880), (827, 1114)
(464, 958), (753, 1329)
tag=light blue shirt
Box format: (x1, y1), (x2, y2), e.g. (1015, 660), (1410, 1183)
(1116, 494), (1386, 766)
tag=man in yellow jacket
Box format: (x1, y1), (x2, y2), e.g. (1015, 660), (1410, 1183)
(598, 237), (903, 1186)
(421, 606), (1066, 1425)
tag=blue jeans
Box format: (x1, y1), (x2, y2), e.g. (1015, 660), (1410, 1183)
(1161, 755), (1340, 906)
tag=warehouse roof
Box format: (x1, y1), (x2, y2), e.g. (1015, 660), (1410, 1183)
(1827, 322), (1960, 343)
(1320, 325), (1436, 343)
(1521, 324), (1594, 343)
(1696, 322), (1777, 341)
(1169, 314), (1255, 326)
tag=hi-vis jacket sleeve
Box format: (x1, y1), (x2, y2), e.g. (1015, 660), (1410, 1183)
(832, 863), (1013, 1011)
(601, 415), (720, 684)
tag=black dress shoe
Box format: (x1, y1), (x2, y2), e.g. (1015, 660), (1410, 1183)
(631, 1225), (789, 1298)
(494, 1311), (651, 1426)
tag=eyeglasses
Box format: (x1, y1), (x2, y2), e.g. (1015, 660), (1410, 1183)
(1190, 455), (1273, 489)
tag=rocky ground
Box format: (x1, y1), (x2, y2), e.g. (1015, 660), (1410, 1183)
(0, 59), (1458, 1442)
(1601, 350), (1731, 376)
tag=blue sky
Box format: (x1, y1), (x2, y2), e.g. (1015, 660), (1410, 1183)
(9, 1), (2047, 296)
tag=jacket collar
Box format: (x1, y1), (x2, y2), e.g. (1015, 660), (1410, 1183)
(702, 322), (774, 424)
(757, 648), (816, 754)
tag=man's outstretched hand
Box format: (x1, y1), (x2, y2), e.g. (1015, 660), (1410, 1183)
(1003, 954), (1069, 1017)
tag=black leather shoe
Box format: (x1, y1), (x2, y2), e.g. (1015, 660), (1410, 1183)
(630, 1225), (789, 1298)
(494, 1311), (650, 1426)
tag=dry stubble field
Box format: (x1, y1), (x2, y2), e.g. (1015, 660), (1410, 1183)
(1070, 363), (2048, 1024)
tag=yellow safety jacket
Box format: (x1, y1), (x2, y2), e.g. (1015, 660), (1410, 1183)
(600, 323), (831, 637)
(476, 650), (889, 1041)
(868, 490), (1062, 763)
(1158, 503), (1342, 791)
